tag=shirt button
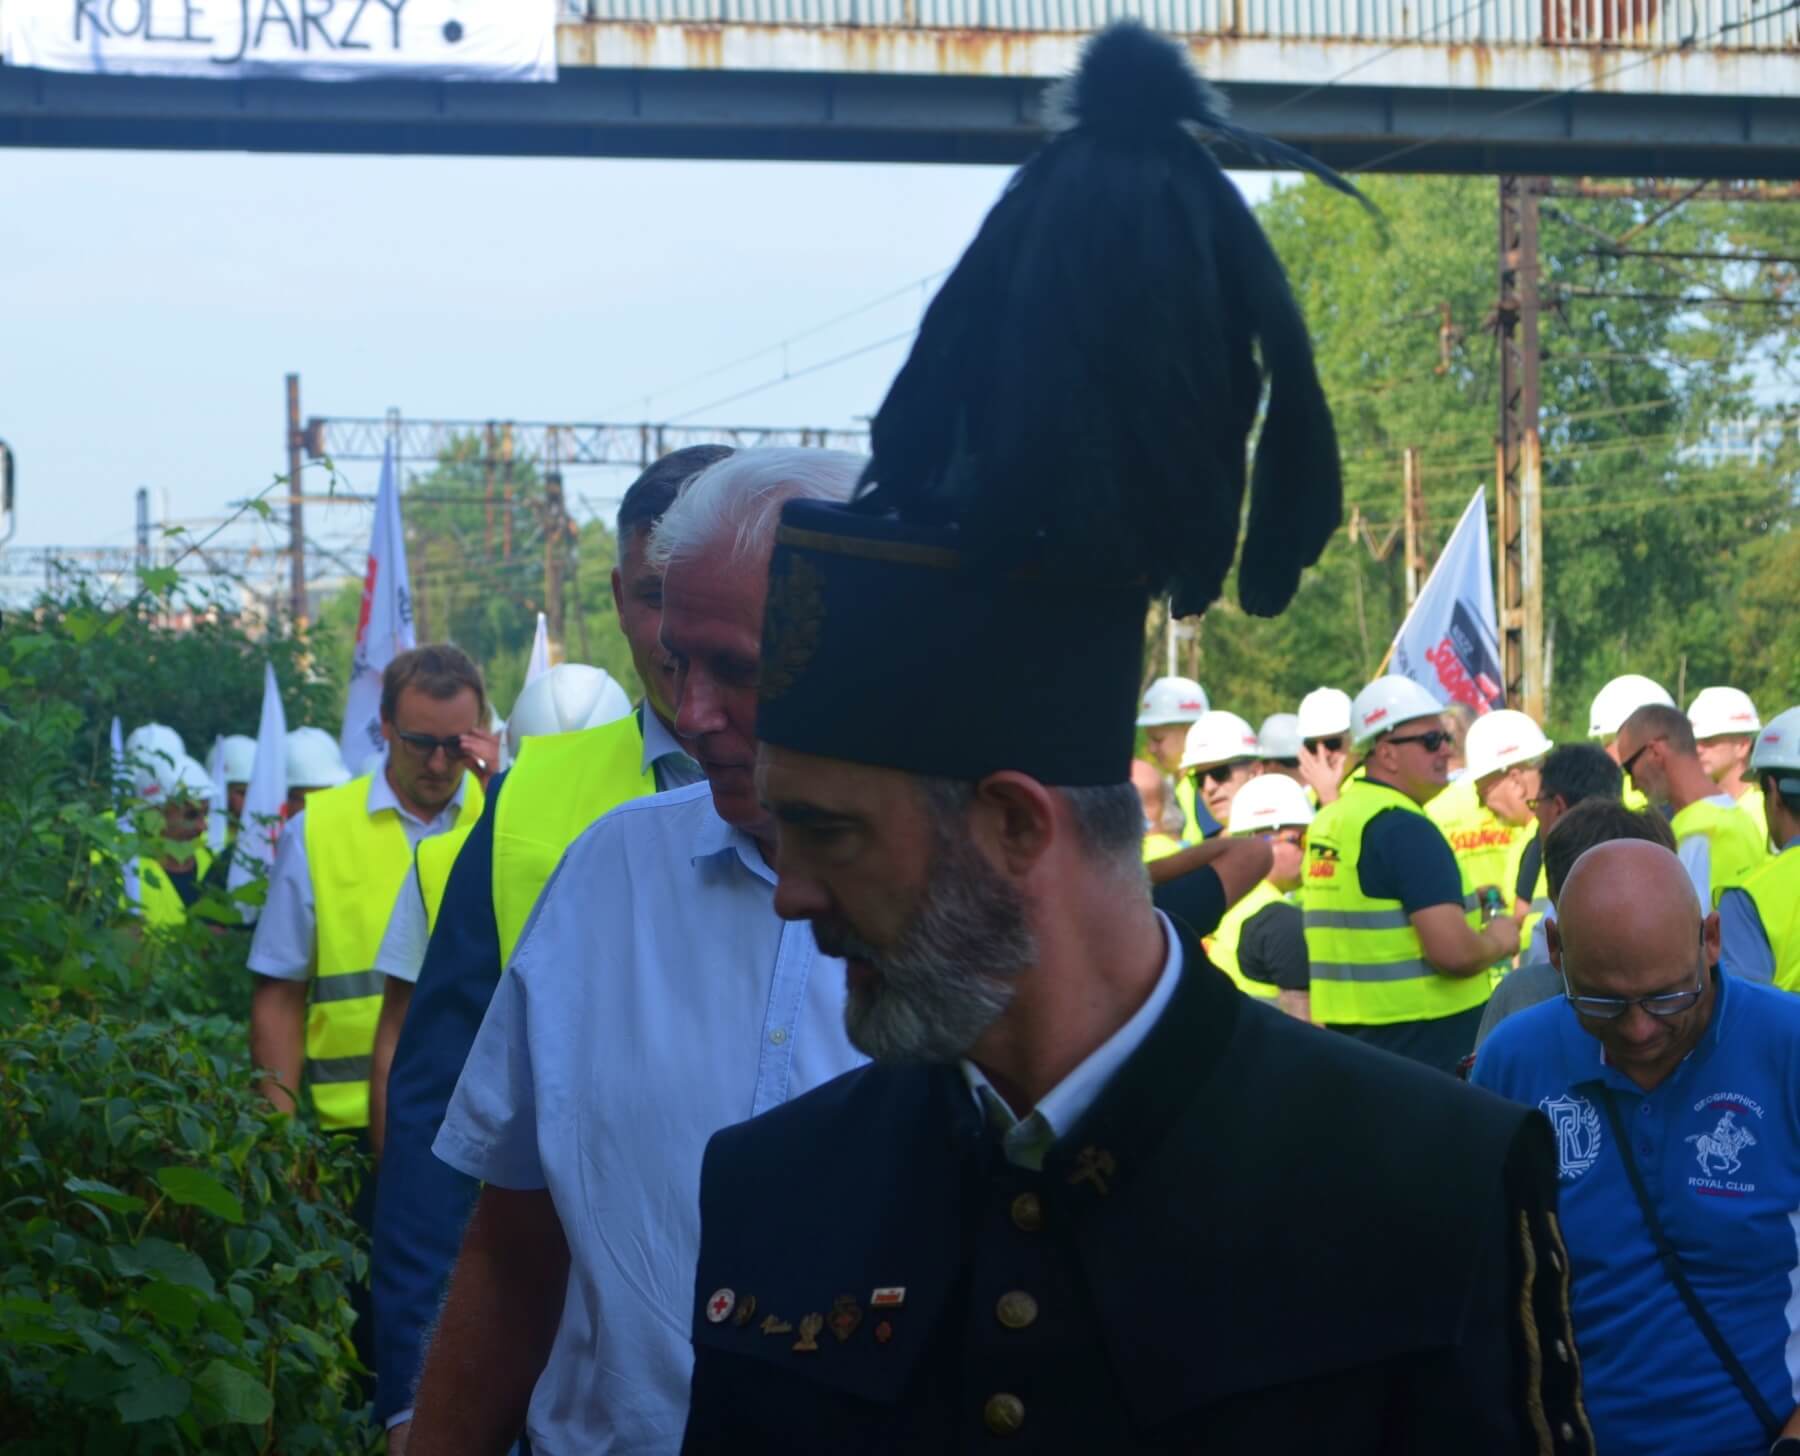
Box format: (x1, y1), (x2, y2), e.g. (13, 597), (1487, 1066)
(1554, 1338), (1570, 1364)
(983, 1392), (1025, 1435)
(1559, 1420), (1575, 1442)
(1010, 1193), (1043, 1232)
(768, 1027), (788, 1045)
(995, 1291), (1039, 1330)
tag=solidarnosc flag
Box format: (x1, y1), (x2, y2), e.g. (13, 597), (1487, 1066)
(526, 612), (551, 684)
(339, 439), (416, 771)
(1387, 488), (1505, 717)
(229, 662), (289, 921)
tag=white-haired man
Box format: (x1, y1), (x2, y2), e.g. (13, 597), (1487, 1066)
(406, 449), (869, 1454)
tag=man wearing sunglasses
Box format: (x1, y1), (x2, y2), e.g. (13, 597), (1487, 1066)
(1615, 702), (1769, 911)
(1304, 675), (1521, 1074)
(1295, 685), (1353, 807)
(1473, 838), (1800, 1456)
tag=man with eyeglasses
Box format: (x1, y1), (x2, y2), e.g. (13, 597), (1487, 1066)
(1615, 702), (1769, 910)
(1303, 675), (1521, 1073)
(1472, 838), (1800, 1456)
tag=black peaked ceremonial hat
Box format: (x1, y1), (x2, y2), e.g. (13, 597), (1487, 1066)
(757, 22), (1356, 787)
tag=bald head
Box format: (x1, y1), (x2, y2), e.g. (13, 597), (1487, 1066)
(1559, 840), (1698, 961)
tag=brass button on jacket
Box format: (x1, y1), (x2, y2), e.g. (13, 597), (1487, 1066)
(1010, 1192), (1042, 1232)
(995, 1290), (1039, 1330)
(983, 1392), (1025, 1435)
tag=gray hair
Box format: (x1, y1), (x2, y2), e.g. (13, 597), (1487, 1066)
(918, 776), (1150, 891)
(646, 446), (866, 571)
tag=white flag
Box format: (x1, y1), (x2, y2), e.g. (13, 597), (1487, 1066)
(526, 612), (552, 684)
(1387, 488), (1505, 717)
(339, 439), (416, 769)
(206, 736), (229, 855)
(230, 662), (290, 920)
(110, 715), (139, 908)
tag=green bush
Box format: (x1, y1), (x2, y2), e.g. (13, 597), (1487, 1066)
(1, 596), (377, 1453)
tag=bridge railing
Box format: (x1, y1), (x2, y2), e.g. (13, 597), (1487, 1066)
(563, 0), (1799, 49)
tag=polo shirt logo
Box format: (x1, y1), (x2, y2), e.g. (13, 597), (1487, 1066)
(1686, 1112), (1756, 1178)
(1539, 1094), (1602, 1180)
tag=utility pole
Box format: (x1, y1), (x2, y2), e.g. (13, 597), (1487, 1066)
(135, 487), (150, 571)
(542, 470), (568, 658)
(286, 373), (307, 625)
(483, 421), (497, 560)
(1402, 447), (1425, 606)
(501, 423), (515, 562)
(1495, 178), (1546, 721)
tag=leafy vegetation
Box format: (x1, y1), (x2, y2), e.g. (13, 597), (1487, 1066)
(0, 594), (376, 1453)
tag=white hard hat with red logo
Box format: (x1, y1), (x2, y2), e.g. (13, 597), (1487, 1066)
(139, 750), (216, 805)
(1463, 709), (1552, 782)
(1296, 687), (1352, 741)
(1137, 676), (1210, 728)
(506, 664), (634, 759)
(1350, 676), (1445, 752)
(1750, 706), (1800, 782)
(1180, 710), (1262, 772)
(1257, 713), (1304, 760)
(1588, 674), (1674, 739)
(1227, 773), (1315, 834)
(1687, 686), (1761, 741)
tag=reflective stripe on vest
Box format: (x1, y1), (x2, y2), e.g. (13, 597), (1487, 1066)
(1671, 796), (1771, 910)
(417, 820), (478, 934)
(304, 772), (484, 1130)
(1743, 847), (1800, 993)
(1204, 878), (1284, 1000)
(1302, 777), (1489, 1027)
(492, 715), (656, 966)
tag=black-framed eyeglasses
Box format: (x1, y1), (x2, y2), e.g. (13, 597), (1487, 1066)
(1306, 736), (1346, 753)
(1620, 738), (1661, 780)
(1560, 952), (1706, 1022)
(394, 728), (465, 761)
(1387, 729), (1452, 753)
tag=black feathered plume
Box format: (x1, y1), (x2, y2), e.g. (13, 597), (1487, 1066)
(855, 21), (1358, 618)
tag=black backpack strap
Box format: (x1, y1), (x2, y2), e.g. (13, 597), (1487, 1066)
(1597, 1085), (1781, 1438)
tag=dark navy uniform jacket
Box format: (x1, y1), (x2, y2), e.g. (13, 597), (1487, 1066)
(682, 928), (1594, 1454)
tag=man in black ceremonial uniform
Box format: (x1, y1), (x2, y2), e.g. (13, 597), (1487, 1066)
(681, 22), (1594, 1455)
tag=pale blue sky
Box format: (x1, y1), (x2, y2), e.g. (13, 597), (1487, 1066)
(0, 147), (1277, 577)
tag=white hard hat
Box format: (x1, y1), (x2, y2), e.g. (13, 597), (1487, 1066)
(1350, 676), (1445, 752)
(1137, 677), (1209, 728)
(1257, 713), (1303, 761)
(286, 726), (352, 790)
(506, 664), (634, 759)
(212, 734), (257, 785)
(1687, 686), (1761, 741)
(1463, 709), (1552, 782)
(1750, 706), (1800, 780)
(1296, 687), (1353, 741)
(1180, 710), (1262, 772)
(140, 751), (216, 805)
(1588, 674), (1674, 739)
(1227, 773), (1315, 834)
(126, 722), (186, 776)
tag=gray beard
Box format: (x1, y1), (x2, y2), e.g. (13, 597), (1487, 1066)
(820, 830), (1035, 1064)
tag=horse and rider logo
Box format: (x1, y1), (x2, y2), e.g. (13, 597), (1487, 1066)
(1687, 1111), (1757, 1176)
(1539, 1094), (1603, 1181)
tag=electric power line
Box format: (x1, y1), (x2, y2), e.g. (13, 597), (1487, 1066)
(663, 329), (917, 424)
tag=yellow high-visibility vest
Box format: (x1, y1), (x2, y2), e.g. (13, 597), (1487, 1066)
(1737, 785), (1769, 849)
(304, 772), (483, 1130)
(1304, 776), (1489, 1027)
(1671, 796), (1770, 910)
(1204, 878), (1286, 1001)
(1174, 774), (1202, 845)
(417, 820), (478, 934)
(135, 847), (215, 929)
(492, 715), (656, 965)
(1743, 846), (1800, 993)
(1142, 831), (1184, 864)
(1502, 827), (1551, 956)
(1425, 775), (1523, 901)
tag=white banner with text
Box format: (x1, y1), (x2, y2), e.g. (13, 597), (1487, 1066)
(1, 0), (556, 81)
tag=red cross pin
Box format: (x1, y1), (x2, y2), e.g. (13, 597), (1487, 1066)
(705, 1288), (736, 1324)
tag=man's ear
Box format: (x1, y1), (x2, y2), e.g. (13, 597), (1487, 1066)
(610, 564), (626, 619)
(1703, 909), (1722, 969)
(971, 772), (1059, 879)
(1545, 916), (1564, 973)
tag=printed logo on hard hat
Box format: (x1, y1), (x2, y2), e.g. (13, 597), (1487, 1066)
(1763, 731), (1781, 744)
(1425, 602), (1504, 715)
(1729, 710), (1756, 724)
(1364, 707), (1389, 729)
(1180, 698), (1204, 712)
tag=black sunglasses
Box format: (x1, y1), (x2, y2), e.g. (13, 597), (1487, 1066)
(394, 728), (467, 761)
(1305, 736), (1346, 753)
(1386, 729), (1452, 753)
(1198, 761), (1251, 786)
(1620, 738), (1661, 780)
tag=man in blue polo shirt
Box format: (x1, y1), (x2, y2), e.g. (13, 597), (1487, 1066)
(1473, 838), (1800, 1456)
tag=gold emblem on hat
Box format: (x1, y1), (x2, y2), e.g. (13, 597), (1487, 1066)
(793, 1312), (824, 1352)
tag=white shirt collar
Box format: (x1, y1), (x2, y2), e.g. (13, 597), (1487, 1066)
(639, 705), (688, 775)
(963, 911), (1183, 1162)
(367, 763), (469, 829)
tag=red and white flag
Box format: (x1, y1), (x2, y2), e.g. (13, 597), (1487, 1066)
(525, 611), (552, 684)
(339, 439), (416, 771)
(1387, 488), (1505, 717)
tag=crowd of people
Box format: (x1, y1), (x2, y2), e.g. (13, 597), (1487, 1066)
(98, 19), (1800, 1456)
